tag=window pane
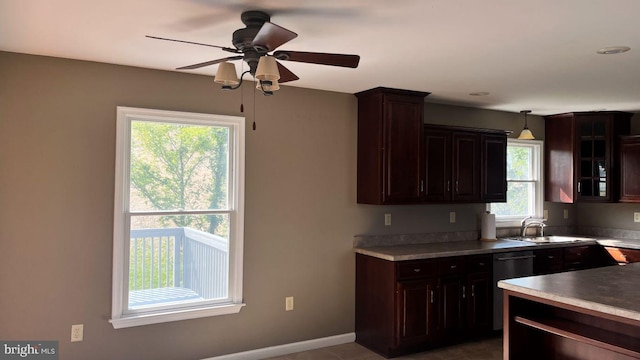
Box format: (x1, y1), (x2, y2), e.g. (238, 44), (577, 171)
(492, 182), (533, 217)
(129, 120), (229, 211)
(506, 146), (532, 180)
(128, 214), (230, 310)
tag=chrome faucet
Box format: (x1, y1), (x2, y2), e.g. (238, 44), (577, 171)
(521, 216), (546, 237)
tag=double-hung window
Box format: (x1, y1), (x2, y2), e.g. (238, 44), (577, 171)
(489, 139), (544, 227)
(111, 107), (245, 328)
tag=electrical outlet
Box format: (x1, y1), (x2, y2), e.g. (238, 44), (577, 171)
(384, 213), (391, 226)
(634, 212), (640, 223)
(564, 209), (569, 219)
(71, 324), (83, 342)
(285, 296), (294, 311)
(449, 212), (456, 223)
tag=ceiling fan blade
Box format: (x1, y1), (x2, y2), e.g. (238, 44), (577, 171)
(274, 51), (360, 68)
(276, 61), (299, 83)
(251, 22), (298, 51)
(177, 56), (243, 70)
(146, 35), (239, 53)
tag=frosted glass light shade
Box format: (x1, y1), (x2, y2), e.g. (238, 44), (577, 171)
(255, 56), (280, 81)
(214, 62), (239, 85)
(517, 128), (535, 140)
(256, 79), (280, 92)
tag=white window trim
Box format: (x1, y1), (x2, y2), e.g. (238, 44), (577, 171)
(110, 107), (245, 329)
(490, 139), (544, 228)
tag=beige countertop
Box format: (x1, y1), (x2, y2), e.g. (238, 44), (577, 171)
(355, 239), (539, 261)
(596, 237), (640, 250)
(354, 235), (640, 261)
(498, 262), (640, 322)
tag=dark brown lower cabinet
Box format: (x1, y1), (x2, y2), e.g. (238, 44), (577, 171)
(533, 248), (564, 275)
(439, 274), (465, 340)
(466, 272), (492, 336)
(564, 245), (615, 271)
(356, 254), (493, 358)
(396, 279), (437, 349)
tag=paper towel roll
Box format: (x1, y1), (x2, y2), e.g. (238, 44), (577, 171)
(481, 212), (496, 241)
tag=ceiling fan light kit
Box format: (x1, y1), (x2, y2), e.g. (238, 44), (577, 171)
(148, 10), (360, 96)
(214, 62), (240, 86)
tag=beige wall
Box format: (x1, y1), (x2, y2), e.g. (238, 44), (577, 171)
(0, 51), (636, 359)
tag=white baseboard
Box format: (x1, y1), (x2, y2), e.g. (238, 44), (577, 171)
(202, 333), (356, 360)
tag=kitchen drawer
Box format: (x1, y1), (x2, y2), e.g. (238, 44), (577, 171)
(438, 256), (466, 275)
(397, 260), (437, 280)
(604, 247), (640, 264)
(563, 246), (590, 263)
(466, 255), (492, 273)
(534, 248), (563, 275)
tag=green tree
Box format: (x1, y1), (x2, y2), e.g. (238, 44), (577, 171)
(130, 121), (228, 233)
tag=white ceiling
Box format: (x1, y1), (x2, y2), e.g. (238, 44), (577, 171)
(2, 0), (639, 115)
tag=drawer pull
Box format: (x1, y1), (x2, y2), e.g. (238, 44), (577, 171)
(450, 265), (457, 269)
(413, 268), (421, 273)
(478, 262), (485, 266)
(548, 256), (554, 259)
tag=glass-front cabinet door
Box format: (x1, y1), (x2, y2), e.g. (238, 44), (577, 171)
(576, 116), (610, 201)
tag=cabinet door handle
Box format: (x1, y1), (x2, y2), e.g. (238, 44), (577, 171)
(578, 181), (581, 193)
(456, 180), (459, 194)
(421, 180), (424, 192)
(462, 285), (466, 299)
(430, 290), (434, 304)
(471, 285), (475, 297)
(447, 180), (451, 193)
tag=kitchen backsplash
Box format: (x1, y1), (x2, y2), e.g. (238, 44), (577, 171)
(354, 226), (640, 248)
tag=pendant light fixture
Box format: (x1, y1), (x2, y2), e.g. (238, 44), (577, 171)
(517, 110), (535, 140)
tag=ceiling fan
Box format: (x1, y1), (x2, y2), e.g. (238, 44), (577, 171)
(147, 10), (360, 94)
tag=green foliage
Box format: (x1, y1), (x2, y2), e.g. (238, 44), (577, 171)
(492, 146), (533, 217)
(130, 121), (229, 234)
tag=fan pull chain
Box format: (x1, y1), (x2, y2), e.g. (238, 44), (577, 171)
(240, 62), (245, 113)
(252, 78), (257, 130)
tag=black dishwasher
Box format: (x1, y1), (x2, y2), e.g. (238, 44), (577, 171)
(492, 251), (534, 330)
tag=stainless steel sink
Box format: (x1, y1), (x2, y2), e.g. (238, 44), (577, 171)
(505, 235), (594, 244)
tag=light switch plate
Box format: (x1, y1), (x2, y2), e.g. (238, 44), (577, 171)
(384, 213), (391, 226)
(543, 210), (548, 219)
(564, 209), (569, 219)
(449, 212), (456, 223)
(634, 212), (640, 223)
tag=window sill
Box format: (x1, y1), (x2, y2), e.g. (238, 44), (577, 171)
(496, 220), (523, 228)
(110, 303), (245, 329)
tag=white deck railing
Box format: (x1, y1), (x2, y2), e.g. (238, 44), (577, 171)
(129, 227), (228, 307)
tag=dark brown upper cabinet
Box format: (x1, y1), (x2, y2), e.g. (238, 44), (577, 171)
(619, 135), (640, 203)
(424, 127), (480, 202)
(424, 125), (507, 203)
(544, 111), (631, 203)
(356, 87), (430, 204)
(355, 87), (507, 205)
(481, 134), (508, 202)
